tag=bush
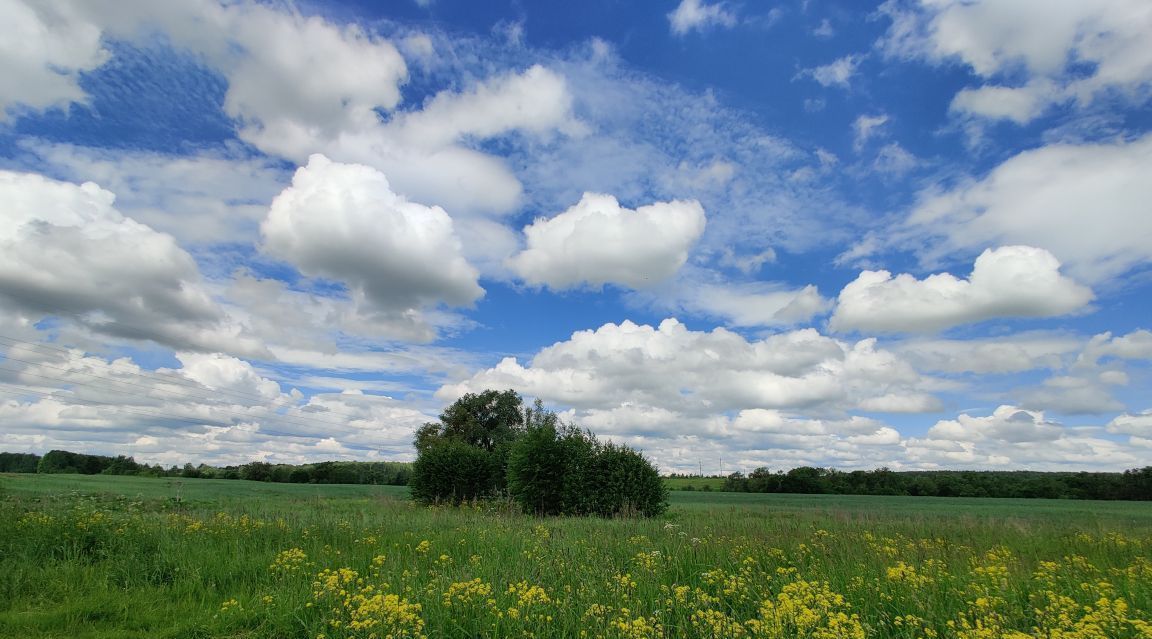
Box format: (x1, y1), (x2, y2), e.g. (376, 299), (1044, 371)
(412, 390), (667, 517)
(507, 424), (667, 518)
(507, 424), (596, 516)
(585, 442), (668, 518)
(410, 439), (498, 505)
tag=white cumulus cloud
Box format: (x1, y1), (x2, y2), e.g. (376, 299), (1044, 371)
(927, 405), (1063, 444)
(1107, 410), (1152, 437)
(880, 0), (1152, 123)
(510, 193), (706, 290)
(438, 318), (933, 416)
(0, 0), (108, 119)
(0, 169), (264, 356)
(261, 154), (483, 316)
(902, 134), (1152, 283)
(831, 246), (1094, 333)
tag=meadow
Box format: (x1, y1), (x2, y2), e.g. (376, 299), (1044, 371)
(2, 474), (1151, 639)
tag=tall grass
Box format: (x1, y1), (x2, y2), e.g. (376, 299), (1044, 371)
(2, 474), (1150, 638)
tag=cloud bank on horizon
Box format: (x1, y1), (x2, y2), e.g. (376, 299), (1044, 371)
(0, 0), (1149, 473)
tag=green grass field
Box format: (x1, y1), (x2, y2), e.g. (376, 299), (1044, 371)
(2, 473), (1151, 638)
(663, 476), (728, 492)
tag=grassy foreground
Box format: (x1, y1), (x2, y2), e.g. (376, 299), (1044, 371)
(2, 474), (1151, 639)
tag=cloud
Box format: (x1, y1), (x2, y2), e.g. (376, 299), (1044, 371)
(949, 81), (1057, 124)
(438, 318), (932, 416)
(23, 141), (288, 245)
(879, 0), (1152, 123)
(0, 0), (108, 118)
(1076, 330), (1152, 368)
(20, 2), (579, 219)
(0, 342), (434, 465)
(802, 55), (860, 88)
(509, 193), (706, 290)
(222, 271), (481, 349)
(638, 277), (830, 328)
(853, 114), (889, 151)
(900, 134), (1152, 283)
(261, 155), (484, 318)
(872, 143), (918, 176)
(434, 317), (948, 471)
(668, 0), (738, 36)
(896, 333), (1081, 374)
(926, 406), (1063, 444)
(315, 64), (580, 217)
(831, 246), (1094, 333)
(217, 5), (409, 151)
(0, 169), (265, 356)
(387, 64), (579, 149)
(1107, 410), (1152, 437)
(1016, 374), (1125, 415)
(902, 404), (1145, 471)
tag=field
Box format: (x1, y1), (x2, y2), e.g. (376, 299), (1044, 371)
(663, 476), (728, 492)
(2, 475), (1151, 638)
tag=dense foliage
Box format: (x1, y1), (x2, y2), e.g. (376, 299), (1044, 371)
(413, 391), (668, 517)
(721, 465), (1152, 500)
(0, 452), (40, 473)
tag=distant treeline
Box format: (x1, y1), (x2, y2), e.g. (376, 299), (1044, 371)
(720, 466), (1152, 500)
(0, 450), (411, 486)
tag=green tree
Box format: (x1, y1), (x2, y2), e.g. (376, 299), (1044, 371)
(434, 389), (526, 451)
(411, 389), (527, 501)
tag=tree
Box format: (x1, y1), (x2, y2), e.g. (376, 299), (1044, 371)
(240, 461), (273, 482)
(433, 389), (526, 451)
(411, 390), (527, 503)
(411, 390), (666, 517)
(0, 452), (40, 473)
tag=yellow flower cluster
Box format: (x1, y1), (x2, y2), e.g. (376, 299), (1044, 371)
(270, 547), (309, 574)
(886, 561), (935, 588)
(507, 580), (552, 607)
(441, 578), (493, 608)
(311, 567), (425, 638)
(754, 579), (866, 639)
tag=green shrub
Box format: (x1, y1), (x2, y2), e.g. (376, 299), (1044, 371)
(507, 424), (667, 518)
(413, 390), (667, 517)
(409, 439), (498, 504)
(585, 442), (668, 518)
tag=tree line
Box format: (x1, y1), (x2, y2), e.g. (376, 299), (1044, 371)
(720, 466), (1152, 500)
(0, 450), (410, 486)
(7, 449), (1151, 502)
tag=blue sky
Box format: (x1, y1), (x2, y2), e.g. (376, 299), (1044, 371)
(0, 0), (1149, 472)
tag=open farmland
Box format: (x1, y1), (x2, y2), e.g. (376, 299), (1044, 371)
(2, 474), (1152, 639)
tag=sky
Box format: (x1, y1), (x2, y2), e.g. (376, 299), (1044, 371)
(0, 0), (1150, 473)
